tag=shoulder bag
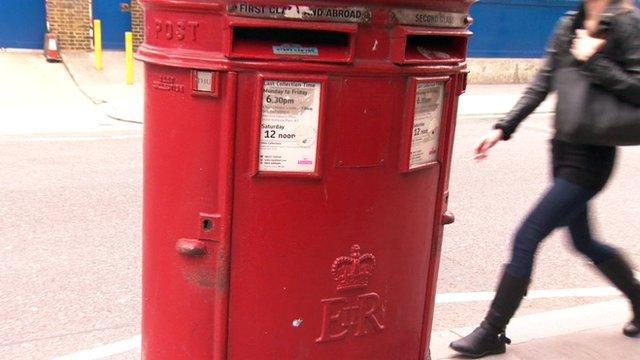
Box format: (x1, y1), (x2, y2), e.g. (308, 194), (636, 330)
(555, 66), (640, 146)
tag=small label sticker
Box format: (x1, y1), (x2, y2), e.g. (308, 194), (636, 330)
(273, 44), (319, 56)
(259, 80), (321, 173)
(409, 82), (444, 169)
(195, 71), (213, 92)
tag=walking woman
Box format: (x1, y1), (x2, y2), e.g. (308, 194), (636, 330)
(450, 0), (640, 357)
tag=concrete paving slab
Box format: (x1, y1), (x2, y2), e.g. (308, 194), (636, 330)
(62, 50), (143, 124)
(0, 51), (140, 136)
(506, 325), (640, 360)
(459, 84), (556, 117)
(431, 299), (638, 359)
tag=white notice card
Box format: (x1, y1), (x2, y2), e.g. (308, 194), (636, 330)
(409, 82), (444, 169)
(259, 81), (321, 173)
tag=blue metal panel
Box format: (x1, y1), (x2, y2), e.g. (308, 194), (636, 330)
(468, 0), (581, 58)
(0, 0), (46, 49)
(93, 0), (132, 49)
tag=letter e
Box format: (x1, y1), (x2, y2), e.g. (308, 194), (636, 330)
(316, 297), (349, 343)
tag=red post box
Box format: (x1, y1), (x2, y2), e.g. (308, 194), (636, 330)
(138, 1), (472, 359)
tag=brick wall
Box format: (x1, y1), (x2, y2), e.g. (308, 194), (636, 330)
(131, 0), (144, 50)
(46, 0), (143, 51)
(46, 0), (92, 50)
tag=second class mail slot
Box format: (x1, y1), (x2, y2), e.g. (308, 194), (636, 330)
(391, 27), (471, 65)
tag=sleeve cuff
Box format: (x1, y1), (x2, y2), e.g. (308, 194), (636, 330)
(493, 123), (512, 140)
(582, 52), (604, 74)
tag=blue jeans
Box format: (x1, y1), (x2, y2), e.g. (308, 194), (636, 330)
(507, 178), (617, 279)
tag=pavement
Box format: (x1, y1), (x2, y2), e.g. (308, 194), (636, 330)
(459, 84), (556, 118)
(2, 49), (639, 359)
(431, 299), (640, 359)
(0, 50), (140, 136)
(62, 50), (144, 124)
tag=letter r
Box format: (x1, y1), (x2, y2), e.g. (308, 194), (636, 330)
(355, 293), (385, 336)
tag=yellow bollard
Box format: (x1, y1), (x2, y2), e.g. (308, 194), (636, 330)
(125, 32), (134, 85)
(93, 19), (103, 71)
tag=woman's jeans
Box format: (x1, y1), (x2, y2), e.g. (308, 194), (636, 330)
(507, 178), (617, 279)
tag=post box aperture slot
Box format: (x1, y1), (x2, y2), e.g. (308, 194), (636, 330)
(405, 35), (466, 63)
(391, 27), (471, 65)
(253, 74), (327, 177)
(227, 19), (356, 63)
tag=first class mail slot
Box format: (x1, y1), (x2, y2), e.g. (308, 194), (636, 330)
(226, 17), (357, 63)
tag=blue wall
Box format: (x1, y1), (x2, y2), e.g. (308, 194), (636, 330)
(0, 0), (47, 49)
(468, 0), (581, 58)
(93, 1), (132, 49)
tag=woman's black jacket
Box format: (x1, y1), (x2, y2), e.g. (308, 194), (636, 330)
(495, 6), (640, 140)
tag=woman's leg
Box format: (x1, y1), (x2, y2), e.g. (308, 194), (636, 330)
(565, 205), (640, 336)
(506, 178), (596, 279)
(596, 253), (640, 337)
(566, 205), (617, 264)
(451, 178), (596, 357)
(566, 204), (640, 336)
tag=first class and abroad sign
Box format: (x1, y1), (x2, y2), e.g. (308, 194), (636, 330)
(228, 3), (372, 23)
(228, 3), (468, 28)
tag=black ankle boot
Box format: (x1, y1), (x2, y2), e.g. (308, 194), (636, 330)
(450, 270), (530, 358)
(448, 321), (511, 358)
(596, 253), (640, 337)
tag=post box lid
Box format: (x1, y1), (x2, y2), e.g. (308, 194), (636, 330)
(143, 0), (474, 12)
(294, 0), (475, 12)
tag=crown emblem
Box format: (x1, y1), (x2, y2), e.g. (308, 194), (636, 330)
(331, 245), (376, 292)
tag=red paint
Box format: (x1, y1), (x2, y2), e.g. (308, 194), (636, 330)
(139, 1), (471, 359)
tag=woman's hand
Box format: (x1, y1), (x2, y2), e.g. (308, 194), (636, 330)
(474, 129), (504, 161)
(571, 29), (606, 62)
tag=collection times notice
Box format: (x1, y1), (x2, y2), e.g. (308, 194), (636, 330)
(410, 82), (444, 169)
(259, 81), (321, 173)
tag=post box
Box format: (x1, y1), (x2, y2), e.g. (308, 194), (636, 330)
(138, 1), (472, 359)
